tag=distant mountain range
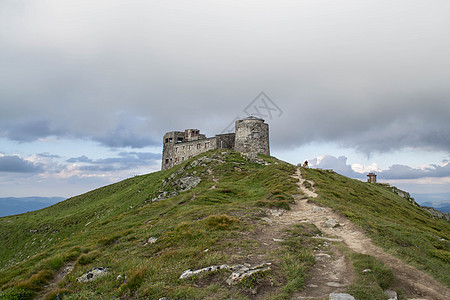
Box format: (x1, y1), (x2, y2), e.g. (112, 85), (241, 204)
(1, 193), (449, 218)
(413, 193), (450, 213)
(0, 197), (65, 217)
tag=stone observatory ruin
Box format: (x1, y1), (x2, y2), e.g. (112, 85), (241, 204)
(161, 116), (270, 170)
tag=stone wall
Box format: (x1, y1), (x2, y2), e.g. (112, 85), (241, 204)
(162, 136), (218, 170)
(215, 133), (235, 149)
(161, 117), (270, 170)
(234, 116), (270, 159)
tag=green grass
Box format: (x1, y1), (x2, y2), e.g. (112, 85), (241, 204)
(0, 150), (304, 299)
(1, 152), (448, 298)
(301, 167), (450, 286)
(336, 243), (396, 300)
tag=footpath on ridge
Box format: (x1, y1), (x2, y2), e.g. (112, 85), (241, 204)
(260, 167), (449, 300)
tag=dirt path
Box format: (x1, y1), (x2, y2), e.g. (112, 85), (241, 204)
(261, 168), (449, 299)
(37, 262), (73, 300)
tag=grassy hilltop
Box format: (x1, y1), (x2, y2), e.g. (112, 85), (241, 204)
(0, 150), (449, 299)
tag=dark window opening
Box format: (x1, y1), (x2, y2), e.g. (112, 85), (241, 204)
(165, 159), (169, 164)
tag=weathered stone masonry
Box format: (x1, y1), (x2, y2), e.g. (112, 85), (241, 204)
(162, 116), (269, 170)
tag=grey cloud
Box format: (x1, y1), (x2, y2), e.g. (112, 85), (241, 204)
(0, 1), (449, 153)
(37, 153), (61, 159)
(0, 119), (64, 143)
(0, 155), (42, 173)
(381, 163), (450, 180)
(309, 155), (363, 179)
(66, 155), (92, 163)
(66, 152), (161, 172)
(309, 154), (450, 180)
(96, 125), (157, 149)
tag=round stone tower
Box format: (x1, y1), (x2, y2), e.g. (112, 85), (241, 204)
(234, 116), (270, 159)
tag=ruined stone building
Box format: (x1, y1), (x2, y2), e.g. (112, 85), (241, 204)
(162, 116), (269, 170)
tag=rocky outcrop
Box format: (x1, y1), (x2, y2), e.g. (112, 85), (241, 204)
(76, 267), (109, 282)
(390, 186), (420, 207)
(422, 206), (450, 221)
(329, 293), (355, 300)
(180, 263), (272, 285)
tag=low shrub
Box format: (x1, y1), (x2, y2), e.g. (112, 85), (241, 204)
(204, 214), (239, 230)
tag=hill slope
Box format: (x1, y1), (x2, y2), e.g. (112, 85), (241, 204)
(0, 150), (449, 299)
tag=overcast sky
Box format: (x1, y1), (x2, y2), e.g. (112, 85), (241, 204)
(1, 0), (449, 201)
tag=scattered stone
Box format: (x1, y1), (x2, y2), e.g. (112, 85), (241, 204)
(180, 265), (229, 279)
(329, 293), (355, 300)
(300, 220), (312, 224)
(179, 263), (272, 286)
(312, 236), (343, 242)
(324, 219), (339, 228)
(152, 175), (202, 202)
(147, 237), (158, 244)
(384, 290), (398, 300)
(362, 268), (372, 273)
(312, 206), (323, 213)
(327, 282), (345, 287)
(177, 176), (201, 190)
(225, 263), (271, 285)
(76, 267), (109, 282)
(273, 238), (284, 242)
(266, 209), (284, 216)
(261, 217), (273, 225)
(315, 253), (331, 259)
(306, 284), (318, 288)
(421, 206), (450, 222)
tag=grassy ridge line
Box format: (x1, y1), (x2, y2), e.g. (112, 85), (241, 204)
(301, 167), (450, 286)
(1, 150), (308, 299)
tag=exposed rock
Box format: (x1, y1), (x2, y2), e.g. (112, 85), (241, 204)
(225, 263), (271, 285)
(266, 209), (284, 216)
(147, 237), (158, 244)
(324, 219), (339, 228)
(180, 265), (229, 279)
(260, 217), (273, 225)
(152, 175), (201, 202)
(329, 293), (355, 300)
(362, 268), (372, 273)
(312, 235), (343, 242)
(421, 206), (450, 222)
(312, 206), (323, 213)
(384, 290), (398, 300)
(76, 267), (109, 282)
(315, 253), (331, 259)
(390, 186), (420, 207)
(179, 263), (271, 286)
(176, 176), (201, 190)
(326, 281), (346, 287)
